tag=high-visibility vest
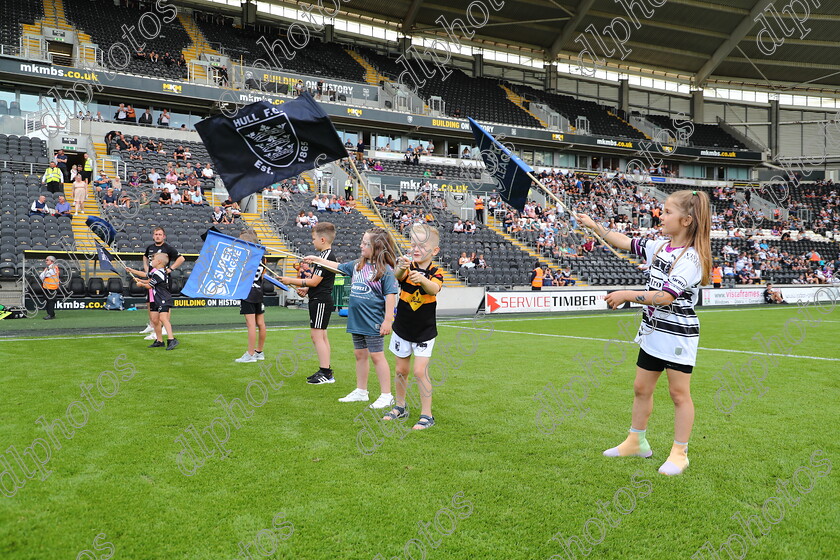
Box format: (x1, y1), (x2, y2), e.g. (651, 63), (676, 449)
(474, 198), (484, 210)
(44, 167), (62, 183)
(531, 267), (544, 288)
(43, 266), (59, 290)
(84, 158), (93, 171)
(712, 267), (722, 284)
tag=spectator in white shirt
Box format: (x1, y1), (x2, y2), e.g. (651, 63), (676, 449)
(171, 189), (183, 205)
(453, 219), (465, 233)
(201, 164), (213, 179)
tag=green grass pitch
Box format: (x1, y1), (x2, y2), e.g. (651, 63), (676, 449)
(0, 305), (838, 559)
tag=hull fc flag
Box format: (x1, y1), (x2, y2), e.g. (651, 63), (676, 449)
(468, 117), (533, 211)
(95, 241), (117, 273)
(196, 93), (347, 202)
(182, 230), (266, 300)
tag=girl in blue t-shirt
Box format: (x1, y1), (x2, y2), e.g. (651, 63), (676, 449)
(306, 228), (400, 410)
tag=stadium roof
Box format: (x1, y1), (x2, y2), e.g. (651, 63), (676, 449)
(272, 0), (840, 92)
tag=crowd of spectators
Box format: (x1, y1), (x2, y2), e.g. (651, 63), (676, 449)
(108, 106), (173, 127)
(718, 240), (837, 285)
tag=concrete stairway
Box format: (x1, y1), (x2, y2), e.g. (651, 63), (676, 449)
(92, 142), (118, 177)
(345, 49), (390, 86)
(240, 211), (300, 278)
(178, 13), (221, 83)
(608, 110), (651, 140)
(21, 0), (72, 53)
(65, 180), (102, 253)
(485, 214), (587, 286)
(22, 0), (98, 67)
(500, 85), (548, 129)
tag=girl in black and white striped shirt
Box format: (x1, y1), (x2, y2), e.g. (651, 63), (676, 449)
(578, 190), (712, 476)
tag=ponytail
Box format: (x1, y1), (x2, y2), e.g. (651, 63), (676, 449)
(668, 190), (713, 285)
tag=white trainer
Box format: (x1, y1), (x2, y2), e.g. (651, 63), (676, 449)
(140, 324), (154, 334)
(369, 393), (395, 409)
(143, 333), (156, 340)
(254, 351), (265, 361)
(338, 388), (369, 403)
(235, 352), (257, 363)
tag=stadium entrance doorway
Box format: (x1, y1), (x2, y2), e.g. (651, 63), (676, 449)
(64, 152), (85, 173)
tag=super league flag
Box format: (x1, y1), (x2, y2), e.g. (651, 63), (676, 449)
(182, 230), (266, 299)
(196, 93), (347, 202)
(95, 242), (117, 273)
(468, 117), (533, 211)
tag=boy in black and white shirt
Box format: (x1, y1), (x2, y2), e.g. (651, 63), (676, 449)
(281, 222), (337, 384)
(127, 253), (178, 350)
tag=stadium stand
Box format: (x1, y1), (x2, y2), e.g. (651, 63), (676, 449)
(193, 12), (365, 84)
(0, 134), (49, 163)
(0, 0), (43, 52)
(103, 132), (216, 193)
(266, 192), (380, 264)
(0, 168), (75, 279)
(63, 0), (191, 79)
(369, 158), (482, 180)
(379, 197), (548, 288)
(513, 85), (646, 139)
(645, 114), (747, 149)
(415, 69), (543, 129)
(352, 46), (405, 82)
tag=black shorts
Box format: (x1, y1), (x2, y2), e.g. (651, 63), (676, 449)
(309, 300), (333, 329)
(149, 300), (171, 313)
(240, 300), (265, 315)
(636, 348), (693, 374)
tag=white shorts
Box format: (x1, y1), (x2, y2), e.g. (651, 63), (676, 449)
(389, 331), (435, 358)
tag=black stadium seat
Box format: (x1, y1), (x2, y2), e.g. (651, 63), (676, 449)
(88, 277), (106, 298)
(70, 275), (87, 297)
(106, 277), (124, 294)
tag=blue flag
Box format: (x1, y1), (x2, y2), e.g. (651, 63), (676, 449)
(95, 242), (117, 273)
(263, 274), (291, 292)
(195, 93), (347, 202)
(468, 117), (533, 211)
(86, 216), (118, 246)
(182, 230), (266, 299)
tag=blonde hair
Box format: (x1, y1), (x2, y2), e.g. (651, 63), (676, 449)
(410, 223), (440, 248)
(152, 253), (170, 267)
(359, 228), (396, 280)
(665, 190), (713, 285)
(239, 229), (260, 244)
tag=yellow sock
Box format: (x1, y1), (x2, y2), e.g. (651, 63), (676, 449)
(659, 442), (689, 475)
(604, 429), (652, 457)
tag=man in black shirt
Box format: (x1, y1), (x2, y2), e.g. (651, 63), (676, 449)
(140, 227), (185, 339)
(281, 222), (337, 384)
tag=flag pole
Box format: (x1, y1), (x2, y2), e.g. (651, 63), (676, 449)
(346, 157), (411, 263)
(98, 243), (140, 280)
(525, 171), (625, 260)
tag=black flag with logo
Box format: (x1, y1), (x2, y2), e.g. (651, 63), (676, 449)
(195, 93), (347, 202)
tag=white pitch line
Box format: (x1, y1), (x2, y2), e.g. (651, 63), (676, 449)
(440, 325), (840, 362)
(0, 325), (336, 343)
(2, 307), (836, 342)
(439, 304), (834, 325)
